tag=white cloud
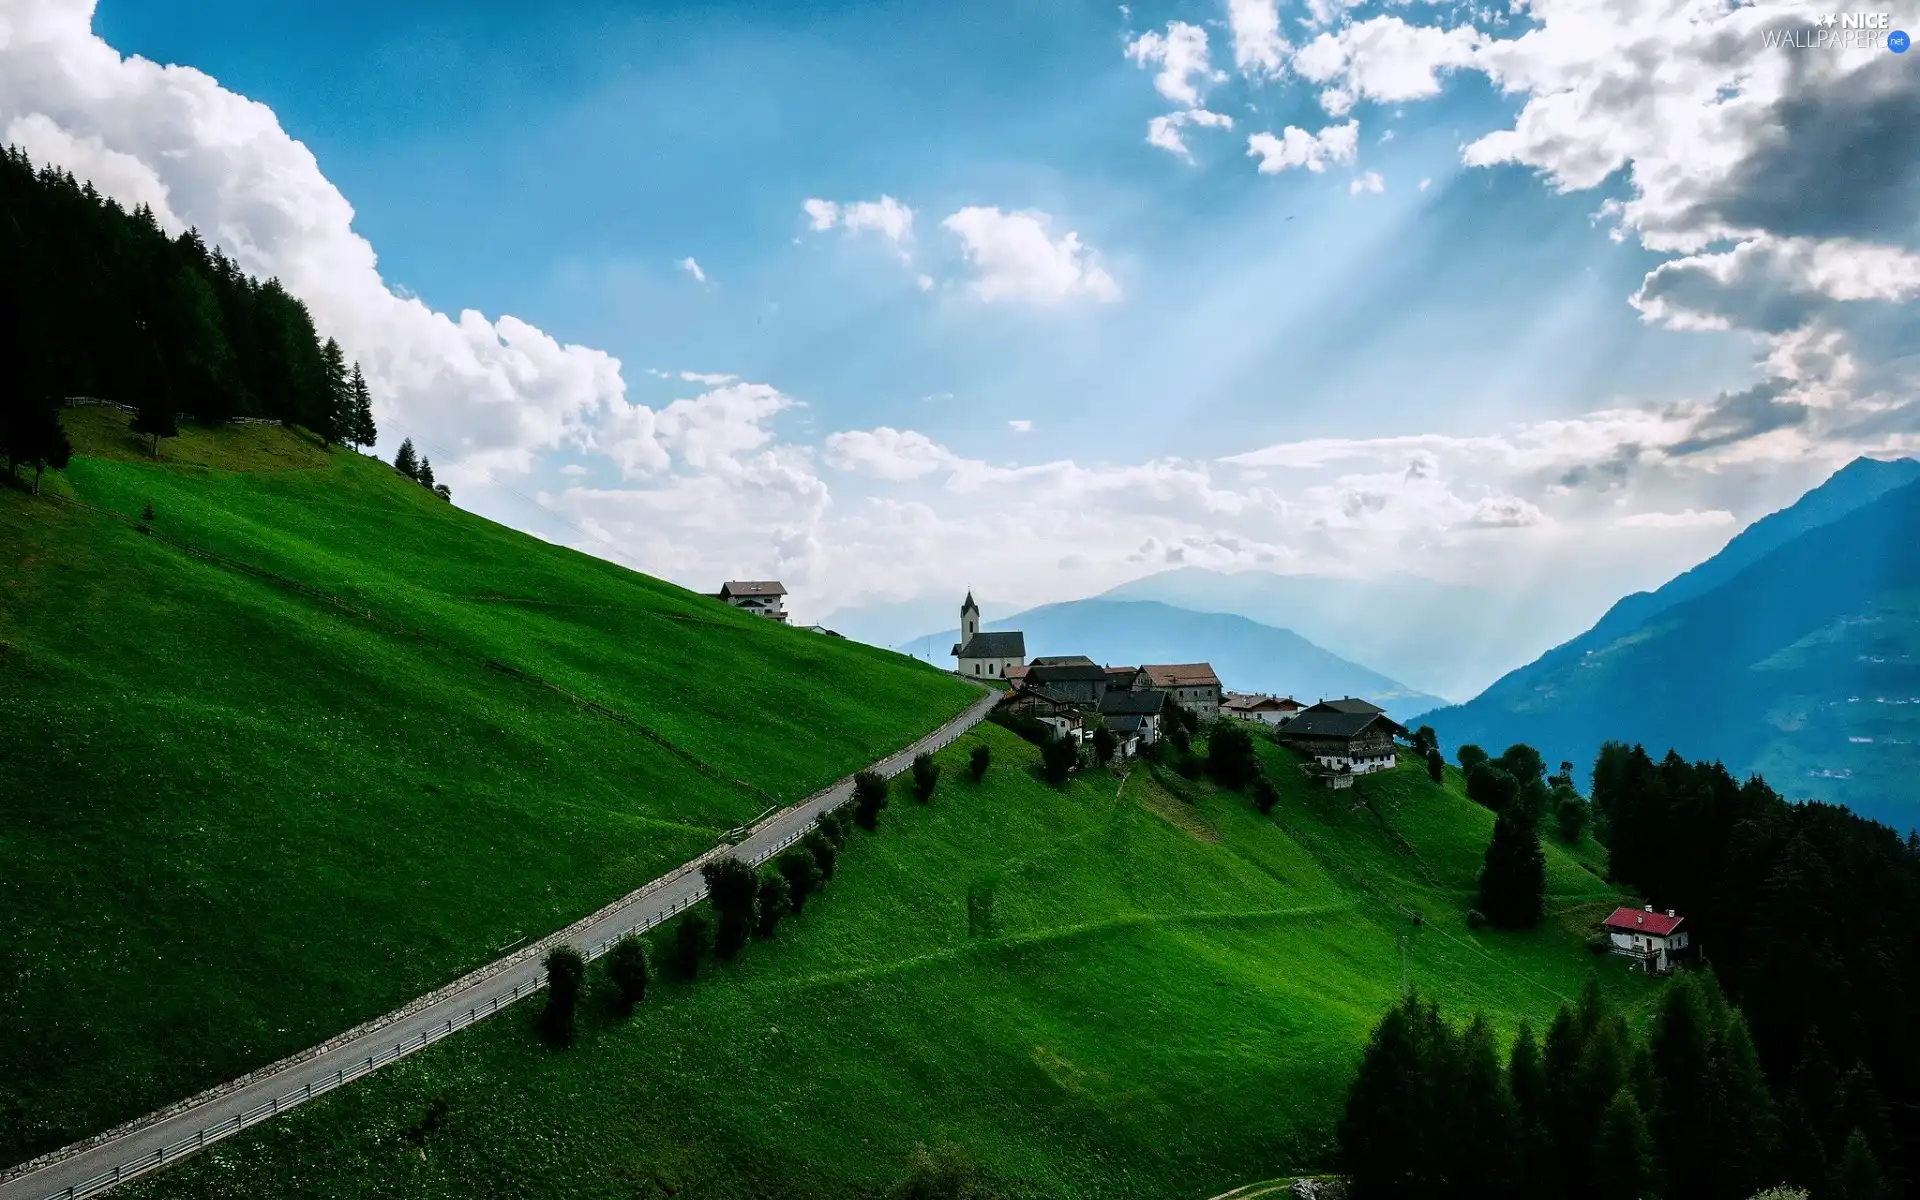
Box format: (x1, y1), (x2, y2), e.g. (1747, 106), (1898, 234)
(679, 370), (738, 385)
(1146, 107), (1235, 161)
(916, 273), (935, 291)
(1350, 170), (1385, 195)
(1246, 121), (1360, 174)
(1226, 0), (1291, 79)
(559, 463), (591, 477)
(678, 256), (707, 283)
(1293, 17), (1484, 111)
(800, 194), (916, 260)
(1615, 509), (1736, 529)
(1009, 419), (1034, 433)
(1419, 176), (1433, 191)
(823, 427), (959, 481)
(1125, 21), (1226, 107)
(0, 9), (627, 485)
(941, 207), (1121, 305)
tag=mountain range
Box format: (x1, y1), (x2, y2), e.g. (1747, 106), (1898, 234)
(899, 597), (1449, 718)
(1422, 456), (1920, 831)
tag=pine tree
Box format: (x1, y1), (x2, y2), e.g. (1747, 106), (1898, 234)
(417, 456), (435, 489)
(394, 437), (419, 480)
(1426, 746), (1445, 784)
(1593, 1090), (1659, 1200)
(348, 363), (376, 449)
(317, 337), (348, 445)
(1834, 1130), (1889, 1200)
(131, 394), (178, 457)
(1477, 809), (1546, 928)
(1509, 1021), (1559, 1196)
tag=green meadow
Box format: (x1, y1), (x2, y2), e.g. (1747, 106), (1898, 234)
(127, 722), (1651, 1200)
(0, 410), (976, 1162)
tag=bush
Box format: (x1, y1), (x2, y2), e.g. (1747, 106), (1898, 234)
(1587, 933), (1612, 955)
(1251, 773), (1280, 815)
(818, 805), (851, 848)
(969, 743), (991, 781)
(778, 848), (823, 914)
(1168, 722), (1192, 755)
(539, 945), (586, 1044)
(805, 829), (839, 881)
(1040, 735), (1078, 785)
(755, 872), (792, 937)
(1467, 909), (1488, 930)
(1174, 750), (1204, 780)
(911, 752), (940, 803)
(1425, 747), (1445, 785)
(1457, 743), (1489, 773)
(701, 856), (759, 961)
(604, 935), (649, 1013)
(1206, 721), (1259, 790)
(1555, 793), (1590, 843)
(1091, 725), (1118, 767)
(987, 709), (1054, 748)
(854, 770), (890, 830)
(1466, 763), (1519, 813)
(672, 912), (712, 980)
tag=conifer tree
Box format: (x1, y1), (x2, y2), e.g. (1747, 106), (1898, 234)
(1593, 1090), (1659, 1200)
(1834, 1130), (1889, 1200)
(969, 744), (991, 781)
(1477, 809), (1545, 928)
(1426, 746), (1445, 784)
(417, 456), (436, 489)
(348, 363), (376, 449)
(394, 437), (419, 479)
(318, 337), (348, 445)
(131, 394), (178, 457)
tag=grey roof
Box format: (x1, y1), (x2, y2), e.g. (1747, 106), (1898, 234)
(1100, 689), (1166, 716)
(1306, 697), (1384, 716)
(1106, 713), (1150, 734)
(721, 580), (787, 597)
(1031, 655), (1097, 667)
(1026, 661), (1109, 683)
(962, 590), (979, 614)
(1279, 710), (1407, 740)
(956, 631), (1026, 658)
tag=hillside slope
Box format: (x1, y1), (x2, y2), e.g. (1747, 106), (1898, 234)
(0, 410), (976, 1163)
(126, 724), (1641, 1200)
(1425, 468), (1920, 830)
(902, 598), (1447, 717)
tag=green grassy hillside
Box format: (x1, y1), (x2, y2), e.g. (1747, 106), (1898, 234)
(128, 724), (1648, 1200)
(0, 411), (977, 1162)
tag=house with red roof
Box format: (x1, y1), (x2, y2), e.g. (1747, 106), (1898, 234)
(1602, 905), (1692, 973)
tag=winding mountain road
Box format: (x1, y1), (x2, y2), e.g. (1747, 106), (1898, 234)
(1, 687), (997, 1200)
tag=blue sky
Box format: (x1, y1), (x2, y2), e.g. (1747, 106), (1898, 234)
(96, 0), (1754, 462)
(10, 0), (1915, 690)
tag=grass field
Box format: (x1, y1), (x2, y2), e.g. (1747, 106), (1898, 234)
(0, 410), (977, 1162)
(126, 722), (1653, 1200)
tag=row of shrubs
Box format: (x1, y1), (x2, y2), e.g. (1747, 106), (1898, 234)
(532, 744), (997, 1043)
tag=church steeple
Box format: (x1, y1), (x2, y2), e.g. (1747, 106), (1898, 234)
(960, 590), (980, 643)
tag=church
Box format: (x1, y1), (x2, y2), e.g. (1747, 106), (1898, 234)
(950, 592), (1026, 679)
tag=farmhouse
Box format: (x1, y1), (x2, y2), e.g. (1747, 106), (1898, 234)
(1024, 660), (1111, 706)
(1105, 665), (1152, 692)
(716, 580), (789, 623)
(1276, 708), (1406, 776)
(1602, 906), (1692, 974)
(1143, 663), (1223, 720)
(997, 685), (1085, 743)
(1223, 693), (1303, 726)
(951, 592), (1027, 679)
(1098, 687), (1166, 746)
(1300, 697), (1385, 717)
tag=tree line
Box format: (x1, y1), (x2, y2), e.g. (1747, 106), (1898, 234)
(1337, 738), (1920, 1199)
(0, 145), (378, 485)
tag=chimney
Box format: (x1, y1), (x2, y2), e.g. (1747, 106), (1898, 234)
(1644, 905), (1654, 913)
(1666, 909), (1676, 919)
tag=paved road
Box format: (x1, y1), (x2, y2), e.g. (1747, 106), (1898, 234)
(1, 689), (997, 1200)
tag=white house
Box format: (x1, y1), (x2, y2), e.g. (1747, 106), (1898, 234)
(1223, 693), (1304, 726)
(716, 580), (789, 623)
(951, 592), (1027, 679)
(1602, 906), (1691, 973)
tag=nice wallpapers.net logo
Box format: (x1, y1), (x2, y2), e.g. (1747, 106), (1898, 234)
(1763, 12), (1912, 51)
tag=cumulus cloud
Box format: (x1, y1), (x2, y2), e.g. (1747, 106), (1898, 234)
(941, 207), (1121, 304)
(1616, 509), (1737, 529)
(1126, 21), (1226, 107)
(799, 194), (916, 260)
(1293, 17), (1484, 112)
(1350, 170), (1385, 195)
(1146, 107), (1235, 161)
(1246, 121), (1360, 174)
(823, 427), (958, 481)
(678, 256), (707, 283)
(1226, 0), (1291, 79)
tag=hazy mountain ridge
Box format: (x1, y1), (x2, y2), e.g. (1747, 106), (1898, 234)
(1423, 458), (1920, 831)
(900, 597), (1448, 717)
